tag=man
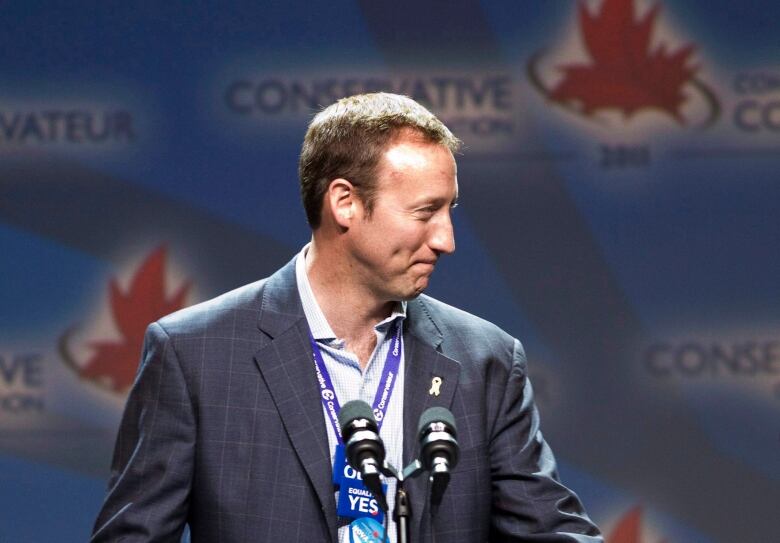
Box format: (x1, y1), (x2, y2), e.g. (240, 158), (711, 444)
(92, 93), (602, 542)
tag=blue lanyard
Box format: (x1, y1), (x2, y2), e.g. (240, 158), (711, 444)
(310, 320), (403, 443)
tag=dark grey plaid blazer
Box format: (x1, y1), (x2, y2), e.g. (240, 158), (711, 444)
(91, 258), (601, 542)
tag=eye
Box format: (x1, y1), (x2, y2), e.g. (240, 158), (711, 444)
(415, 206), (437, 219)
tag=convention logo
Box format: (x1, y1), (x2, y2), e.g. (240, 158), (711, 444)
(0, 351), (44, 415)
(59, 246), (192, 395)
(643, 338), (780, 401)
(222, 71), (519, 150)
(0, 107), (135, 146)
(731, 70), (780, 133)
(528, 0), (720, 129)
(604, 506), (668, 543)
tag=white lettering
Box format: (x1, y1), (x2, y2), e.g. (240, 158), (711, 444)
(349, 495), (361, 509)
(357, 496), (371, 513)
(343, 465), (362, 480)
(352, 526), (369, 542)
(375, 371), (394, 416)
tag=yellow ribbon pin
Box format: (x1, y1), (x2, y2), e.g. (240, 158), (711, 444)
(429, 376), (442, 396)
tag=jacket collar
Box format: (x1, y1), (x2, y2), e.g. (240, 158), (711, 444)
(254, 258), (462, 542)
(402, 296), (462, 541)
(256, 256), (306, 339)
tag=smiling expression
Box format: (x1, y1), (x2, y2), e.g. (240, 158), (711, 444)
(344, 133), (458, 302)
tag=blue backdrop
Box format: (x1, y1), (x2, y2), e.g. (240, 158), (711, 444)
(2, 1), (778, 541)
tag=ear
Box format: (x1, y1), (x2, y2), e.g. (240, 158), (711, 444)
(326, 178), (359, 229)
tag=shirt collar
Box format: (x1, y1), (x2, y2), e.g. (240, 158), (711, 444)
(295, 244), (406, 342)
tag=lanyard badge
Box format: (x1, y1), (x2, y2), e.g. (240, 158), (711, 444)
(336, 467), (387, 523)
(349, 517), (386, 543)
(310, 321), (402, 521)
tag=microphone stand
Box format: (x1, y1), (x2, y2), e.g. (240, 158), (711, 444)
(394, 485), (411, 543)
(381, 460), (424, 543)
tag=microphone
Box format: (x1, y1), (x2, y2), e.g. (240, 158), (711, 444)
(417, 406), (459, 507)
(338, 400), (389, 512)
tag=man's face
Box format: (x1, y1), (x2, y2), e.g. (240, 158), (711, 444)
(345, 134), (458, 302)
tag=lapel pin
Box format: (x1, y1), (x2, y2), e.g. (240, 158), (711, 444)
(429, 376), (442, 396)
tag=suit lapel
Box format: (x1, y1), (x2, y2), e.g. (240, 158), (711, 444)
(252, 264), (462, 543)
(252, 260), (339, 543)
(403, 298), (461, 542)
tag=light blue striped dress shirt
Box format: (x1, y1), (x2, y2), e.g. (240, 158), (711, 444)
(295, 246), (406, 543)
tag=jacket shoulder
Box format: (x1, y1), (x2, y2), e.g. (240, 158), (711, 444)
(413, 294), (519, 358)
(155, 278), (268, 338)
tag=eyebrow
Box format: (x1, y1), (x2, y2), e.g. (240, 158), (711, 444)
(427, 196), (458, 209)
(412, 192), (459, 210)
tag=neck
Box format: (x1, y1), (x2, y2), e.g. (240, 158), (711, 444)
(305, 238), (394, 342)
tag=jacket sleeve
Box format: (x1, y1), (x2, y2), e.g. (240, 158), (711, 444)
(488, 339), (603, 542)
(91, 322), (195, 542)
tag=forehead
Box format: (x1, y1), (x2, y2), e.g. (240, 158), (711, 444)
(373, 136), (458, 205)
(379, 135), (457, 178)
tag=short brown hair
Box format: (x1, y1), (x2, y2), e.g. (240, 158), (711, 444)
(298, 92), (461, 228)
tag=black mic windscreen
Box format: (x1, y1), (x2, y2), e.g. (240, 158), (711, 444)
(338, 399), (375, 432)
(417, 406), (457, 437)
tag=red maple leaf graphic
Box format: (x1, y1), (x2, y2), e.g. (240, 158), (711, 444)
(550, 0), (698, 123)
(607, 506), (668, 543)
(78, 246), (191, 393)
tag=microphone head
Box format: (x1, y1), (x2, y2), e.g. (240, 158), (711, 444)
(338, 400), (377, 439)
(337, 400), (388, 513)
(417, 406), (457, 438)
(418, 406), (459, 475)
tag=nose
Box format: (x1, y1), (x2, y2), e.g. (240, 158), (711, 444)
(429, 211), (456, 255)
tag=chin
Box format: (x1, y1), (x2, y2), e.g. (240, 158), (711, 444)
(403, 289), (425, 301)
(391, 284), (426, 302)
(388, 275), (430, 301)
(409, 279), (430, 299)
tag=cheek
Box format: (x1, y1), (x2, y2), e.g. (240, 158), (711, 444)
(392, 225), (427, 249)
(367, 217), (427, 259)
(388, 237), (420, 259)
